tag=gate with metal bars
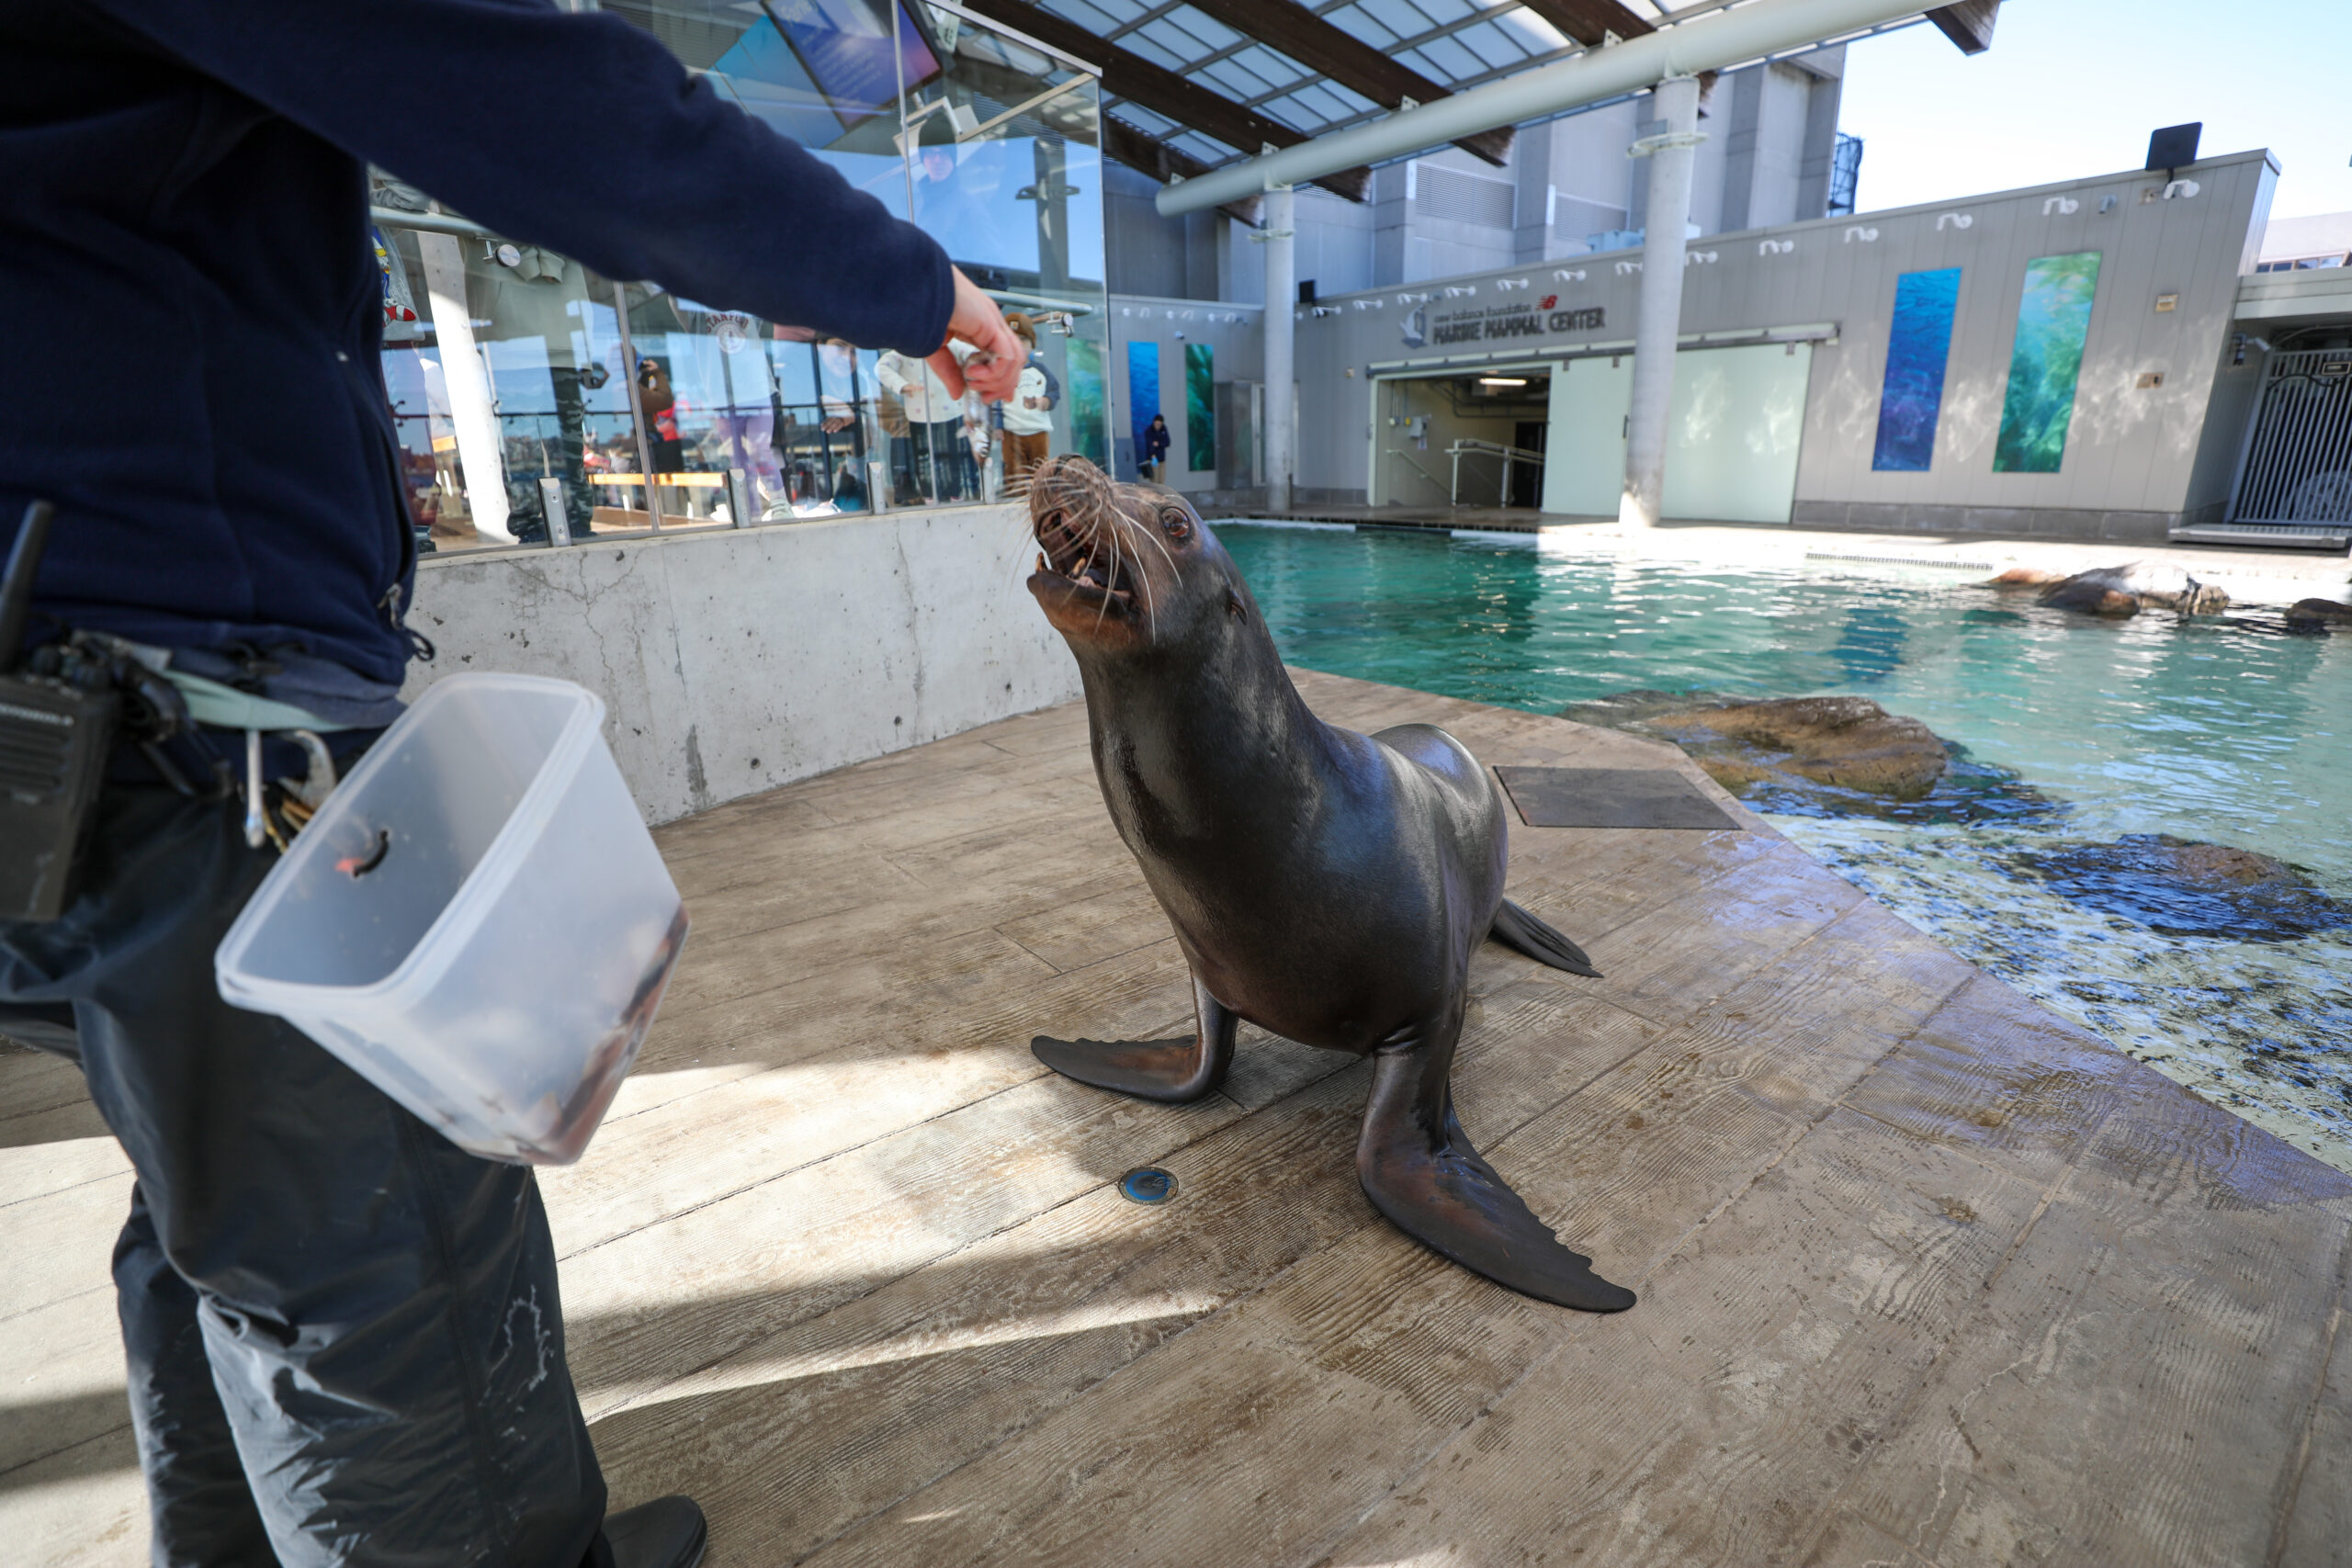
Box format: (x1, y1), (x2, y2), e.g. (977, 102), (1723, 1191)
(2210, 348), (2352, 547)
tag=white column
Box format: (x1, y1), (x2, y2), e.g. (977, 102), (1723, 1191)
(1259, 185), (1296, 514)
(1620, 75), (1702, 531)
(417, 232), (515, 544)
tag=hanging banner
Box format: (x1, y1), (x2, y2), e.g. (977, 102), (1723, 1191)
(1994, 252), (2101, 474)
(1185, 344), (1215, 471)
(1126, 340), (1160, 468)
(1871, 266), (1961, 471)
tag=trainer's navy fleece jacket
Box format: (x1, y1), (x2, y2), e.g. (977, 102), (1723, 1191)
(0, 0), (956, 683)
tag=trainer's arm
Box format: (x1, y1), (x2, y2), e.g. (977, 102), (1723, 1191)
(90, 0), (1019, 393)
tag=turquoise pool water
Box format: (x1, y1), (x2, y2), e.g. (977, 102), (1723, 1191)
(1218, 522), (2352, 1167)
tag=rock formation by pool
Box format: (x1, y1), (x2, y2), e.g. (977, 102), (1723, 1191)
(1559, 691), (2052, 822)
(2003, 834), (2352, 942)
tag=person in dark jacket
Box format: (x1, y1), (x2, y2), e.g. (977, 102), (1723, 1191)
(1140, 412), (1172, 481)
(0, 4), (1021, 1567)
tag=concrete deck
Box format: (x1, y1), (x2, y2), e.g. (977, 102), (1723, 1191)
(5, 671), (2350, 1566)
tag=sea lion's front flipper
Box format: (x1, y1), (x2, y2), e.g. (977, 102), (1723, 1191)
(1032, 974), (1237, 1104)
(1488, 897), (1601, 978)
(1358, 1028), (1635, 1313)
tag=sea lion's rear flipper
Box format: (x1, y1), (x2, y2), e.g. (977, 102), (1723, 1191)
(1359, 1032), (1636, 1313)
(1032, 975), (1237, 1105)
(1489, 897), (1601, 978)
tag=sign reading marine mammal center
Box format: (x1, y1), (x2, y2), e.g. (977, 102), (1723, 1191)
(1428, 301), (1606, 345)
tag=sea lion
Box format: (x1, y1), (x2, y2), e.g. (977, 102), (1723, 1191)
(1021, 455), (1634, 1313)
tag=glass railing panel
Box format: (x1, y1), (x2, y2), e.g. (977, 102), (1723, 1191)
(899, 6), (1110, 498)
(369, 0), (1106, 552)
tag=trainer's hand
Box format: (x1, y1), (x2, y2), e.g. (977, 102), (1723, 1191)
(930, 266), (1023, 403)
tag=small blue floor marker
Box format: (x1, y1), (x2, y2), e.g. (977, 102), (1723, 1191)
(1118, 1167), (1177, 1204)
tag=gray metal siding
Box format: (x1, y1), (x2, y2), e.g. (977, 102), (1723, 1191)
(1288, 151), (2273, 518)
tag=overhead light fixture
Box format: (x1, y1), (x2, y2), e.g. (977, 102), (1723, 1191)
(1478, 376), (1528, 388)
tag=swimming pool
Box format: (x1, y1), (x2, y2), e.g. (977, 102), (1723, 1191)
(1217, 522), (2352, 1169)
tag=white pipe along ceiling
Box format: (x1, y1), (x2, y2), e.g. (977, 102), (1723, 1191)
(1154, 0), (1936, 217)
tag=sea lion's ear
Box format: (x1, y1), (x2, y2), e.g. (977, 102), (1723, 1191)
(1225, 587), (1247, 619)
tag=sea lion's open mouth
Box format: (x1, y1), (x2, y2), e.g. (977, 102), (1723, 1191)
(1031, 505), (1141, 612)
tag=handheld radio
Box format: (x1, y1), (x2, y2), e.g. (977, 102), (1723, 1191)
(0, 502), (119, 922)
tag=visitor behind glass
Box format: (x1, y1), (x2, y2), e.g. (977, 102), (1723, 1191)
(1000, 312), (1057, 492)
(877, 343), (978, 503)
(0, 6), (1020, 1568)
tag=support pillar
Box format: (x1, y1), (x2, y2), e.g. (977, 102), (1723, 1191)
(1259, 185), (1295, 514)
(416, 231), (515, 544)
(1620, 75), (1702, 531)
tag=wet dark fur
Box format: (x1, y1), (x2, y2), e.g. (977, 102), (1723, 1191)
(1022, 456), (1634, 1313)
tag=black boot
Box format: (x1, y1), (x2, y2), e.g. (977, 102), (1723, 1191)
(597, 1496), (707, 1568)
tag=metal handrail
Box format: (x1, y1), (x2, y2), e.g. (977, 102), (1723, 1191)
(1444, 438), (1544, 508)
(1445, 438), (1545, 463)
(1384, 448), (1450, 500)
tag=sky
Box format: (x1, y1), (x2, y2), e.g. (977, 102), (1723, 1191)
(1836, 0), (2352, 221)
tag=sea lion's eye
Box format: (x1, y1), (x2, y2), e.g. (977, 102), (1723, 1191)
(1162, 510), (1193, 541)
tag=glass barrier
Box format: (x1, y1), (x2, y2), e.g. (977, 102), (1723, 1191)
(369, 0), (1107, 553)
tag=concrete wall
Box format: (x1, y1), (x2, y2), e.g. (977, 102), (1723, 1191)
(402, 504), (1080, 824)
(1289, 150), (2278, 539)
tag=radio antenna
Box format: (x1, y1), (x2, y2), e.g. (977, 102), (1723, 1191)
(0, 501), (57, 676)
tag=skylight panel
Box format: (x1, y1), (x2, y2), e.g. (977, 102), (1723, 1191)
(1358, 0), (1439, 43)
(1041, 0), (1127, 35)
(1316, 79), (1381, 115)
(1170, 130), (1235, 161)
(1413, 31), (1488, 81)
(1198, 58), (1274, 100)
(1453, 17), (1525, 67)
(1113, 102), (1180, 136)
(1167, 6), (1245, 51)
(1412, 0), (1479, 25)
(1261, 94), (1338, 131)
(1493, 6), (1569, 51)
(1133, 17), (1213, 62)
(1118, 30), (1192, 70)
(1322, 5), (1400, 49)
(1233, 43), (1309, 88)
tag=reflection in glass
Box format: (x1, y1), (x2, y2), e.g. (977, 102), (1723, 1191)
(370, 0), (1109, 550)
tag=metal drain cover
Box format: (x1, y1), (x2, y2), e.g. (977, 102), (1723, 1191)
(1118, 1167), (1178, 1204)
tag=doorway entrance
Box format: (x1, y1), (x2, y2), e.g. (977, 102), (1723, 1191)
(1370, 365), (1555, 508)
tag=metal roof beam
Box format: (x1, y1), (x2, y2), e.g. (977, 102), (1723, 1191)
(959, 0), (1374, 200)
(1100, 116), (1265, 223)
(1157, 0), (1937, 215)
(1176, 0), (1514, 166)
(1924, 0), (1996, 53)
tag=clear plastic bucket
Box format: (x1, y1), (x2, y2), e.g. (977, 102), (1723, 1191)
(216, 673), (688, 1165)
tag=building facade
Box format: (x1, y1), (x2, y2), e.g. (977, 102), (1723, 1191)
(1105, 143), (2352, 549)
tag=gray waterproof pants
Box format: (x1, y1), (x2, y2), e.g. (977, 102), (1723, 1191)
(1, 779), (608, 1567)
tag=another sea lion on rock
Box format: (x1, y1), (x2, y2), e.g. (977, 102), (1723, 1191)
(2036, 563), (2229, 617)
(2285, 597), (2352, 628)
(1021, 454), (1634, 1313)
